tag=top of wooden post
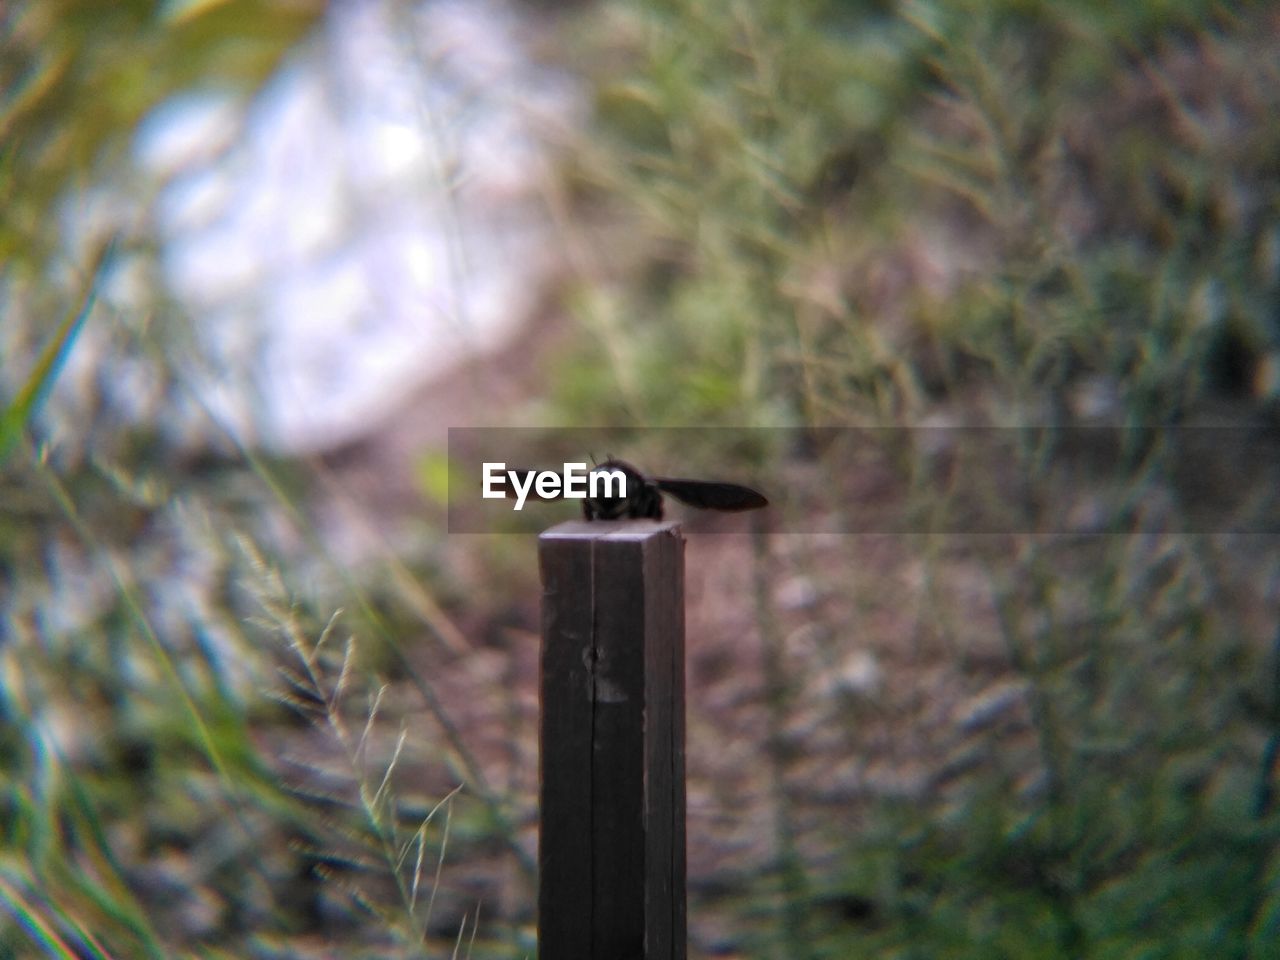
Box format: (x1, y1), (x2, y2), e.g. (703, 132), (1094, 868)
(539, 519), (684, 542)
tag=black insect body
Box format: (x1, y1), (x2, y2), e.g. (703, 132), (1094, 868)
(582, 459), (768, 521)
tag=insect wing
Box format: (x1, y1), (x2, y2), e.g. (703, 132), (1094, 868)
(653, 477), (769, 512)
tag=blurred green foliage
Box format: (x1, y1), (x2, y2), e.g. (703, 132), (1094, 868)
(557, 0), (1280, 957)
(1, 0), (322, 266)
(1, 2), (333, 955)
(557, 0), (1280, 434)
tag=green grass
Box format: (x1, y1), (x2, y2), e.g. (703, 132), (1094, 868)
(552, 1), (1280, 956)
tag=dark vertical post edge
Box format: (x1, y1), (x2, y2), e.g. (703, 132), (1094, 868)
(538, 520), (687, 960)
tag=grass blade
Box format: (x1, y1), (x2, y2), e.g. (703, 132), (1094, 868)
(0, 237), (115, 464)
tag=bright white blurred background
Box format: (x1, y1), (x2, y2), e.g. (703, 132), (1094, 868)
(134, 0), (581, 451)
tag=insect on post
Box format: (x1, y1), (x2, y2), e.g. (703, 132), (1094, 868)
(527, 459), (765, 956)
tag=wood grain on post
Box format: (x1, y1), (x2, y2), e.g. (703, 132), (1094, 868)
(538, 520), (687, 960)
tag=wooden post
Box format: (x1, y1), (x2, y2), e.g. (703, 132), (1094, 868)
(538, 520), (686, 960)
